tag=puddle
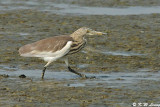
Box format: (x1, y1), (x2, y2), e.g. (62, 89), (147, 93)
(85, 46), (146, 56)
(18, 32), (30, 36)
(0, 69), (77, 80)
(49, 4), (160, 15)
(64, 83), (85, 87)
(77, 64), (90, 69)
(0, 65), (160, 88)
(101, 51), (146, 56)
(0, 0), (160, 15)
(0, 32), (29, 36)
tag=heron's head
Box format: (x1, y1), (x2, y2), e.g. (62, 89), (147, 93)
(70, 27), (107, 39)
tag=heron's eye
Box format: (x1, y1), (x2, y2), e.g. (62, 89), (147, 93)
(87, 30), (90, 33)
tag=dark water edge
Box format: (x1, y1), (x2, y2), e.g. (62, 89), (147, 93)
(0, 1), (160, 15)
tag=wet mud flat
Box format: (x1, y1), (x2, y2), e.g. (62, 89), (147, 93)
(1, 70), (160, 107)
(0, 10), (159, 72)
(0, 0), (160, 107)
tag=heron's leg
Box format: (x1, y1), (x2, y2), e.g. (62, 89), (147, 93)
(64, 58), (87, 78)
(42, 67), (46, 79)
(41, 61), (52, 79)
(68, 66), (87, 78)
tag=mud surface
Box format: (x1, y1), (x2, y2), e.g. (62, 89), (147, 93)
(0, 0), (160, 107)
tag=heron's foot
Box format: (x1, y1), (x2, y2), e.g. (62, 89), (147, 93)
(80, 74), (87, 79)
(80, 74), (96, 79)
(67, 66), (96, 79)
(88, 76), (96, 79)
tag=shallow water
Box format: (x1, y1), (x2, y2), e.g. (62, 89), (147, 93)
(0, 66), (160, 88)
(50, 4), (160, 15)
(85, 46), (146, 56)
(0, 0), (160, 15)
(101, 51), (146, 56)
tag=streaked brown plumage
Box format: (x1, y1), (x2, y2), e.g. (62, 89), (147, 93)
(19, 35), (74, 57)
(19, 27), (106, 79)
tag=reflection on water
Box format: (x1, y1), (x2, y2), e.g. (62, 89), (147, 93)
(0, 0), (160, 15)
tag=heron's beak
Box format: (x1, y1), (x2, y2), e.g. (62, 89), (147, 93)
(95, 31), (107, 35)
(88, 30), (107, 35)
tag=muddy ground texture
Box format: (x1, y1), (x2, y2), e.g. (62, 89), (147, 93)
(0, 0), (160, 107)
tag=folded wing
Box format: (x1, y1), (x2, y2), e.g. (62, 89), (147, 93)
(19, 35), (73, 58)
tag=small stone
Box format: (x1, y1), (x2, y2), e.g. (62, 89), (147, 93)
(19, 74), (26, 78)
(0, 74), (9, 78)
